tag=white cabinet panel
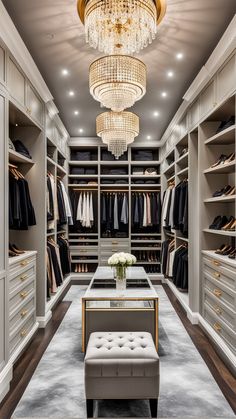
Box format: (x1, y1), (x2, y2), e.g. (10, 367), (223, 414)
(27, 84), (44, 126)
(8, 58), (26, 107)
(200, 79), (216, 119)
(0, 276), (6, 372)
(0, 95), (6, 272)
(188, 99), (199, 129)
(46, 114), (54, 142)
(217, 54), (236, 103)
(0, 45), (5, 84)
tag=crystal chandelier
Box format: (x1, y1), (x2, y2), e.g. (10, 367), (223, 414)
(90, 55), (146, 112)
(77, 0), (167, 55)
(96, 111), (139, 159)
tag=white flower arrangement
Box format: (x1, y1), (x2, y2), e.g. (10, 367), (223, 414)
(108, 252), (137, 267)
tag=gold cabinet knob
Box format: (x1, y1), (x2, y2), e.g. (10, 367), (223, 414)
(20, 274), (28, 281)
(213, 289), (222, 298)
(213, 260), (220, 266)
(20, 329), (27, 337)
(20, 291), (29, 299)
(214, 306), (222, 315)
(214, 272), (221, 279)
(21, 309), (29, 317)
(213, 322), (221, 332)
(112, 241), (118, 245)
(20, 260), (29, 267)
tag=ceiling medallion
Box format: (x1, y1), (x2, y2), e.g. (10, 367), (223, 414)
(96, 111), (139, 159)
(89, 55), (146, 112)
(78, 0), (166, 54)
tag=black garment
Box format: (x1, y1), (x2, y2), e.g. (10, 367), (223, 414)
(173, 247), (188, 291)
(57, 182), (67, 225)
(173, 180), (188, 235)
(13, 140), (32, 159)
(47, 176), (54, 221)
(131, 192), (162, 233)
(47, 241), (63, 287)
(57, 236), (71, 275)
(9, 173), (36, 230)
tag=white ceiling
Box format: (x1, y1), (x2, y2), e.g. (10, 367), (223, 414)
(2, 0), (236, 140)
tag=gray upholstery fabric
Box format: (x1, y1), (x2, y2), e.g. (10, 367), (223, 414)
(84, 332), (159, 400)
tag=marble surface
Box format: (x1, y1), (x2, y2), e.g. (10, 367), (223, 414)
(12, 285), (235, 418)
(85, 266), (158, 299)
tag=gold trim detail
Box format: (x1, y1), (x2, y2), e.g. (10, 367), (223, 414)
(77, 0), (166, 24)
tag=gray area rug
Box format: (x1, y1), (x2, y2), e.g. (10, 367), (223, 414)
(12, 286), (235, 418)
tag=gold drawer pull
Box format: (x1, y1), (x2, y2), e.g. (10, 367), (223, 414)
(213, 322), (221, 332)
(213, 260), (220, 266)
(20, 260), (29, 267)
(21, 309), (29, 317)
(20, 329), (27, 337)
(112, 241), (118, 245)
(80, 249), (87, 253)
(213, 289), (222, 298)
(20, 274), (28, 281)
(20, 291), (29, 299)
(214, 306), (222, 315)
(214, 272), (221, 279)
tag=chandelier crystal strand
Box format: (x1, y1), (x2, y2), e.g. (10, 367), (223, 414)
(96, 111), (139, 159)
(89, 55), (146, 111)
(84, 0), (157, 54)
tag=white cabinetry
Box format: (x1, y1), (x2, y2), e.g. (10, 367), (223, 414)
(200, 79), (216, 120)
(0, 44), (6, 85)
(8, 57), (26, 108)
(217, 54), (236, 103)
(26, 84), (44, 127)
(188, 99), (199, 130)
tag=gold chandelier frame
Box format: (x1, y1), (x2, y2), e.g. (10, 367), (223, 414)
(77, 0), (167, 25)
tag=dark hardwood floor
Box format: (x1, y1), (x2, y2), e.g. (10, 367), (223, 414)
(0, 283), (236, 419)
(0, 301), (71, 419)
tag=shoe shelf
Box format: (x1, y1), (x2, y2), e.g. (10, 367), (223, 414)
(202, 250), (236, 268)
(203, 229), (236, 237)
(163, 161), (175, 176)
(204, 195), (236, 203)
(176, 167), (189, 178)
(204, 160), (236, 174)
(131, 240), (161, 244)
(175, 151), (189, 167)
(204, 124), (236, 145)
(9, 149), (35, 165)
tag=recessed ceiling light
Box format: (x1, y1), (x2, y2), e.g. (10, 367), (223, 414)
(69, 90), (75, 96)
(15, 123), (18, 127)
(176, 52), (183, 60)
(79, 128), (84, 133)
(154, 111), (159, 117)
(161, 91), (167, 98)
(167, 71), (174, 78)
(147, 135), (151, 140)
(62, 69), (69, 76)
(74, 110), (79, 115)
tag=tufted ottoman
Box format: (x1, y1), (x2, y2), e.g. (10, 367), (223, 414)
(84, 331), (159, 418)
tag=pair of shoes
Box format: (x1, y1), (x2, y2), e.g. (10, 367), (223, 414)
(222, 217), (236, 231)
(212, 185), (235, 197)
(211, 152), (235, 168)
(9, 244), (25, 257)
(216, 115), (235, 133)
(215, 245), (236, 257)
(209, 215), (228, 229)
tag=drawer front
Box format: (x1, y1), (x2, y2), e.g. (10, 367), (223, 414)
(100, 239), (129, 249)
(70, 247), (98, 256)
(10, 256), (36, 278)
(9, 296), (35, 334)
(204, 305), (236, 355)
(204, 289), (236, 331)
(9, 278), (35, 312)
(9, 263), (36, 292)
(203, 257), (236, 291)
(204, 272), (235, 310)
(9, 314), (35, 357)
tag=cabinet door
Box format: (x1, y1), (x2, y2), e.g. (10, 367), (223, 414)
(0, 94), (6, 272)
(27, 84), (44, 126)
(46, 114), (54, 142)
(0, 44), (6, 85)
(217, 54), (236, 103)
(8, 58), (26, 107)
(0, 275), (6, 372)
(200, 79), (216, 119)
(188, 99), (199, 129)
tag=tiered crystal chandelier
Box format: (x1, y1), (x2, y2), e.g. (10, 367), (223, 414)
(89, 55), (146, 112)
(96, 111), (139, 159)
(77, 0), (166, 55)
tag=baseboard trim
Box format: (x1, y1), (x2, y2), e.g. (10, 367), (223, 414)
(0, 362), (12, 404)
(37, 311), (52, 328)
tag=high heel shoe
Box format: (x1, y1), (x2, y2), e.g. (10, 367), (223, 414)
(210, 155), (227, 168)
(225, 186), (235, 196)
(221, 216), (235, 230)
(228, 219), (236, 231)
(224, 152), (235, 164)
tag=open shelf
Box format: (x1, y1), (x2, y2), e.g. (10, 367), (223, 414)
(204, 160), (235, 174)
(9, 149), (35, 165)
(176, 167), (189, 177)
(203, 229), (236, 237)
(163, 161), (175, 176)
(175, 152), (189, 166)
(204, 125), (235, 145)
(204, 195), (236, 203)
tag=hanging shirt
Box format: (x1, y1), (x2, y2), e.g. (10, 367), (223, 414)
(121, 194), (128, 224)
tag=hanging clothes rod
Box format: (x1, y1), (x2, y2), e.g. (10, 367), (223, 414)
(73, 188), (98, 191)
(132, 189), (160, 192)
(101, 189), (129, 192)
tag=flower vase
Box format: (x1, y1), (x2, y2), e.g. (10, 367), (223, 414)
(115, 266), (126, 290)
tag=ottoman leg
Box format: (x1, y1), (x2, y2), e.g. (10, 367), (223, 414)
(86, 399), (94, 418)
(149, 398), (158, 418)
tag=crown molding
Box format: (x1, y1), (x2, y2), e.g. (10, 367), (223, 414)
(0, 1), (53, 103)
(160, 14), (236, 146)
